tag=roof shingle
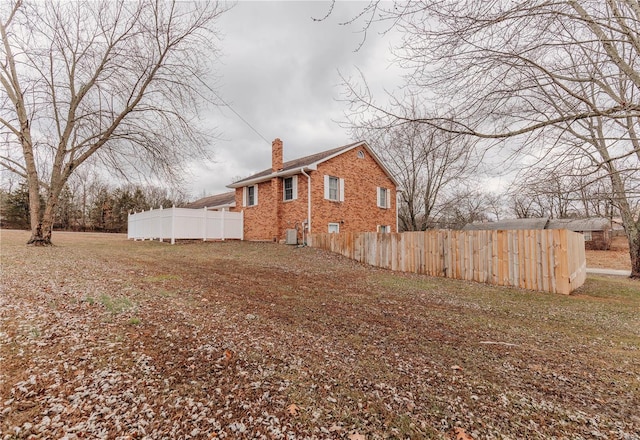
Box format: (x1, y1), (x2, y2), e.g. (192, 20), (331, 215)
(184, 191), (236, 209)
(230, 141), (362, 186)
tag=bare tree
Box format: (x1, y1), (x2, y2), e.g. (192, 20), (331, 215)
(436, 187), (491, 230)
(484, 192), (507, 222)
(509, 162), (619, 220)
(354, 98), (475, 231)
(337, 0), (640, 277)
(0, 0), (226, 244)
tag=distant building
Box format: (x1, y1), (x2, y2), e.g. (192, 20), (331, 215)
(463, 217), (612, 250)
(547, 218), (611, 250)
(463, 218), (551, 231)
(183, 191), (235, 211)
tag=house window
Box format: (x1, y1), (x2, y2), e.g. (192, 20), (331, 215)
(378, 225), (390, 233)
(283, 176), (297, 201)
(328, 223), (340, 233)
(377, 187), (390, 208)
(244, 185), (258, 207)
(583, 231), (592, 241)
(329, 176), (338, 200)
(324, 175), (344, 201)
(357, 150), (365, 159)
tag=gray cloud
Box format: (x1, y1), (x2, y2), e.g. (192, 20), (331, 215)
(187, 1), (404, 198)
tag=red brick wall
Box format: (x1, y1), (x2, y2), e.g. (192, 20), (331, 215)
(233, 180), (279, 241)
(310, 147), (396, 234)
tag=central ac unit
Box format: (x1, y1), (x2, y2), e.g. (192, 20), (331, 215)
(285, 229), (298, 245)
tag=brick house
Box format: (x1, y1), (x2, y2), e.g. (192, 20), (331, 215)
(225, 139), (398, 242)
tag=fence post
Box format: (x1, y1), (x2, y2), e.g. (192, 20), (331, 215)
(158, 206), (163, 242)
(171, 205), (176, 245)
(141, 209), (146, 241)
(220, 209), (225, 241)
(133, 210), (139, 241)
(203, 207), (207, 241)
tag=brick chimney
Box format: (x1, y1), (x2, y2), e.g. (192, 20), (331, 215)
(272, 138), (283, 171)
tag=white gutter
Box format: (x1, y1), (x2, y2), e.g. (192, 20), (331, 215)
(300, 167), (312, 234)
(227, 165), (317, 189)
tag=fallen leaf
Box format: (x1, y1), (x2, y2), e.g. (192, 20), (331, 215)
(287, 403), (299, 416)
(454, 427), (473, 440)
(329, 423), (343, 432)
(451, 365), (462, 371)
(349, 433), (366, 440)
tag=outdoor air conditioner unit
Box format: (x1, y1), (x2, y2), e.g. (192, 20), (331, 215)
(285, 229), (298, 245)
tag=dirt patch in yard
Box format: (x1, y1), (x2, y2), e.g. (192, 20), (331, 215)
(1, 230), (639, 439)
(585, 236), (631, 270)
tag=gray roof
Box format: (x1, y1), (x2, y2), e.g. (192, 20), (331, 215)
(184, 191), (236, 209)
(227, 141), (399, 188)
(463, 218), (550, 231)
(464, 217), (612, 232)
(547, 217), (611, 231)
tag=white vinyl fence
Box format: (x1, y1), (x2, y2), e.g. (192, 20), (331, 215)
(128, 207), (243, 244)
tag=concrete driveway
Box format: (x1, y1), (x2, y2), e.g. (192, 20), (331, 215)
(586, 268), (632, 277)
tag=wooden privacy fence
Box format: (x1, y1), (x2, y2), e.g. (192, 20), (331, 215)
(309, 229), (587, 294)
(128, 207), (243, 244)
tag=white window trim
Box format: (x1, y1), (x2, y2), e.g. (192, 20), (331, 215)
(328, 222), (340, 233)
(243, 185), (258, 207)
(283, 175), (298, 201)
(377, 187), (391, 208)
(583, 231), (592, 241)
(324, 175), (344, 202)
(378, 225), (390, 233)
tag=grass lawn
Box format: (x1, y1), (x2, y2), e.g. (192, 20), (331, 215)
(1, 230), (639, 439)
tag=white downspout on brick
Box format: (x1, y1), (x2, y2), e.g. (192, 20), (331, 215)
(300, 168), (312, 234)
(396, 189), (400, 233)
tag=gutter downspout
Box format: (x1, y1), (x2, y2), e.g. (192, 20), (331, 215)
(396, 188), (400, 233)
(300, 167), (312, 242)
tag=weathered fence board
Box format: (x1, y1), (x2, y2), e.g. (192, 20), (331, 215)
(309, 229), (586, 294)
(128, 207), (243, 244)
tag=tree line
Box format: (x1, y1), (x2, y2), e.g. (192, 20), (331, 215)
(0, 178), (187, 233)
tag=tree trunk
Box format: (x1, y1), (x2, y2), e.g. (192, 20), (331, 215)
(27, 193), (57, 246)
(27, 221), (52, 246)
(629, 226), (640, 279)
(27, 216), (53, 246)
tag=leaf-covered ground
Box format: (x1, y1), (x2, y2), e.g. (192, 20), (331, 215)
(1, 230), (639, 439)
(585, 236), (632, 271)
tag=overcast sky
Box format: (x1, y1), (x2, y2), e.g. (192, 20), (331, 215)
(187, 1), (404, 198)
